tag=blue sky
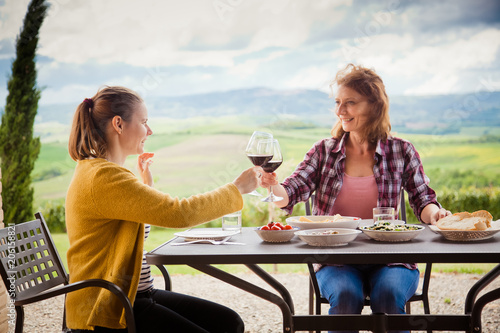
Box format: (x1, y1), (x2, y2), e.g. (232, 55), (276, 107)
(1, 0), (500, 108)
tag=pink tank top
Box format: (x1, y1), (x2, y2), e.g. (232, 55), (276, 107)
(332, 174), (378, 219)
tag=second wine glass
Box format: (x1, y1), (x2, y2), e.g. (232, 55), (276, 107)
(261, 139), (283, 202)
(245, 131), (273, 196)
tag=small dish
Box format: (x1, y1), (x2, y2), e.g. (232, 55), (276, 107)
(285, 215), (360, 230)
(429, 225), (500, 242)
(295, 228), (361, 247)
(360, 224), (425, 242)
(174, 229), (239, 242)
(254, 227), (298, 243)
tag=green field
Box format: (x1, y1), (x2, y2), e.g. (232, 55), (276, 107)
(33, 117), (500, 206)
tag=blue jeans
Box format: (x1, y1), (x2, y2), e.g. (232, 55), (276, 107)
(316, 264), (419, 333)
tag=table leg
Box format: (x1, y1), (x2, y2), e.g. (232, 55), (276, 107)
(464, 263), (500, 313)
(245, 264), (295, 314)
(188, 264), (294, 332)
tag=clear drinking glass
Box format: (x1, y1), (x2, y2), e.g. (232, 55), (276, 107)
(261, 139), (283, 202)
(373, 207), (396, 223)
(222, 211), (242, 233)
(245, 131), (273, 196)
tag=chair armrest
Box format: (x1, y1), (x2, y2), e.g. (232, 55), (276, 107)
(15, 279), (135, 333)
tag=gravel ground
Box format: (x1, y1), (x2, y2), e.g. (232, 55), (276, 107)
(18, 272), (500, 333)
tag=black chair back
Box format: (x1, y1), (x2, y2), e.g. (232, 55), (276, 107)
(0, 212), (68, 302)
(0, 213), (136, 333)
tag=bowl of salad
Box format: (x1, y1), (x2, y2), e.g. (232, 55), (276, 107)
(360, 221), (425, 242)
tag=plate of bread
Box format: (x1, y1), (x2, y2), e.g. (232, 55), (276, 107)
(430, 210), (500, 241)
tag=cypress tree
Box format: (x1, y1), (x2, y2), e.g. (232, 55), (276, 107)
(0, 0), (48, 225)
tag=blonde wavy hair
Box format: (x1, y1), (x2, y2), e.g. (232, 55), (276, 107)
(330, 64), (391, 143)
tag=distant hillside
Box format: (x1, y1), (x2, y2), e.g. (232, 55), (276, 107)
(30, 88), (500, 134)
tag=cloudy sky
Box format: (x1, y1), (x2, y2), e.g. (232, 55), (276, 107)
(0, 0), (499, 108)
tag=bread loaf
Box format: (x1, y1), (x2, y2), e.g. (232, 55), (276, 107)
(436, 210), (493, 231)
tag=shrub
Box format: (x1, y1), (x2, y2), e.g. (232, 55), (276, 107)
(405, 186), (500, 222)
(39, 200), (66, 233)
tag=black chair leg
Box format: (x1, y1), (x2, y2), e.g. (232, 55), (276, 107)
(15, 306), (24, 333)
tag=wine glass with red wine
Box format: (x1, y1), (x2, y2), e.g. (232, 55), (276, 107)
(261, 139), (283, 202)
(245, 131), (274, 196)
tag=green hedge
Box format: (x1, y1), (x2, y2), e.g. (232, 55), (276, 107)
(405, 186), (499, 223)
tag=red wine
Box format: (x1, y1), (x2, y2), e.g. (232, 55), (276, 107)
(247, 154), (273, 166)
(262, 161), (282, 173)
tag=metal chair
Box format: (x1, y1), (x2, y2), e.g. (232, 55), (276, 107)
(305, 191), (432, 332)
(0, 212), (136, 333)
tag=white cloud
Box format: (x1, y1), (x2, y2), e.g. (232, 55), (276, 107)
(1, 0), (499, 103)
(228, 50), (288, 77)
(37, 0), (349, 68)
(397, 28), (500, 94)
(0, 0), (31, 40)
(404, 73), (460, 96)
(39, 83), (95, 105)
(284, 65), (334, 92)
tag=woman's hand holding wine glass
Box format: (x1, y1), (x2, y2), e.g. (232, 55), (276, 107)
(245, 131), (273, 196)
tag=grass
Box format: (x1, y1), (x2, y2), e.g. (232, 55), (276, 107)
(33, 124), (500, 206)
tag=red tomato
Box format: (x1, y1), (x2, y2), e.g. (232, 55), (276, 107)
(283, 225), (293, 230)
(271, 225), (281, 230)
(260, 225), (270, 230)
(267, 222), (275, 228)
(274, 222), (284, 229)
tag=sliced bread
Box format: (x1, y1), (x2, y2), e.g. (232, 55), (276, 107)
(436, 210), (492, 231)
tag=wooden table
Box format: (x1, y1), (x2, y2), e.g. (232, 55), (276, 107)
(147, 226), (500, 332)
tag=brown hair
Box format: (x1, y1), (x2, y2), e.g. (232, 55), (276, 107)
(330, 64), (391, 143)
(68, 86), (143, 161)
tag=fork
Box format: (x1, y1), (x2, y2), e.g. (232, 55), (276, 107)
(172, 236), (235, 246)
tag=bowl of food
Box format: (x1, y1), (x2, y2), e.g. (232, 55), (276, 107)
(360, 221), (425, 242)
(255, 222), (298, 243)
(430, 210), (499, 241)
(285, 215), (360, 230)
(295, 228), (361, 246)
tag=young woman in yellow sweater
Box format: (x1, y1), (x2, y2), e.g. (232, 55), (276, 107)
(65, 86), (260, 332)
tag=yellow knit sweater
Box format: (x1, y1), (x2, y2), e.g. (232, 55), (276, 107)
(65, 159), (243, 330)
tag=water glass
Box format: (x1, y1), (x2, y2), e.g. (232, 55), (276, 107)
(373, 207), (395, 223)
(222, 211), (242, 233)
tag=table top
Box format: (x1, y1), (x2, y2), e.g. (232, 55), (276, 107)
(147, 226), (500, 265)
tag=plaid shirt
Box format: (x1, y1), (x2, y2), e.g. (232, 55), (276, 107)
(283, 134), (440, 271)
(282, 133), (440, 221)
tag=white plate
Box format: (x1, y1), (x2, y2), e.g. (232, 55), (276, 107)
(429, 225), (500, 242)
(295, 228), (361, 247)
(286, 215), (360, 230)
(360, 224), (425, 242)
(174, 229), (239, 242)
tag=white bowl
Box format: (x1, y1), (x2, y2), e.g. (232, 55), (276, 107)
(285, 215), (360, 230)
(254, 227), (298, 243)
(360, 224), (425, 242)
(295, 228), (361, 247)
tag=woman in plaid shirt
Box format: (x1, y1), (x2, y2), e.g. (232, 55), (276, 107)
(261, 64), (451, 333)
